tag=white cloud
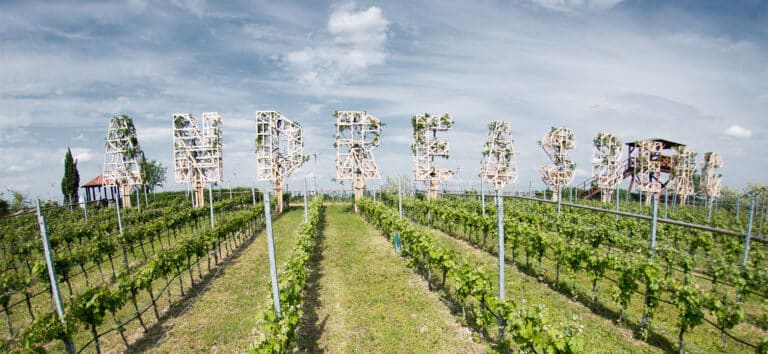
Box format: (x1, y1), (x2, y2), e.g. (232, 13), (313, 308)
(70, 148), (95, 163)
(327, 3), (389, 45)
(0, 147), (58, 173)
(2, 1), (767, 197)
(724, 125), (752, 138)
(282, 3), (390, 91)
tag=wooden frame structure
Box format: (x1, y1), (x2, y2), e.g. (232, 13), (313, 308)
(481, 121), (518, 190)
(173, 112), (223, 208)
(539, 127), (576, 202)
(412, 113), (453, 200)
(700, 152), (723, 208)
(335, 111), (381, 212)
(632, 140), (664, 204)
(256, 111), (305, 213)
(591, 133), (623, 203)
(671, 146), (697, 205)
(625, 138), (686, 204)
(102, 115), (143, 208)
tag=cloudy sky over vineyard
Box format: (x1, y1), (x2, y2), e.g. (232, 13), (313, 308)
(1, 0), (767, 200)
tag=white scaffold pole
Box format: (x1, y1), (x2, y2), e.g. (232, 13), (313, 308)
(304, 178), (309, 222)
(36, 200), (77, 354)
(263, 192), (281, 317)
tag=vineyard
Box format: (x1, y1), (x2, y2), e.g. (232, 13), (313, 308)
(0, 191), (266, 352)
(1, 188), (765, 353)
(1, 104), (766, 354)
(7, 0), (768, 351)
(374, 192), (768, 352)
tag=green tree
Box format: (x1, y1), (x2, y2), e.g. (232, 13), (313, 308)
(720, 187), (739, 200)
(692, 171), (701, 194)
(0, 199), (8, 216)
(720, 187), (740, 211)
(745, 183), (768, 209)
(60, 147), (80, 206)
(139, 156), (167, 192)
(12, 191), (26, 209)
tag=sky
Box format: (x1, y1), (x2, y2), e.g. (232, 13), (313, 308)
(1, 0), (767, 201)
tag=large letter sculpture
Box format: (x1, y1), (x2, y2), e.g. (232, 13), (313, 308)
(412, 113), (453, 200)
(173, 112), (223, 208)
(539, 127), (576, 202)
(256, 111), (306, 213)
(335, 111), (381, 213)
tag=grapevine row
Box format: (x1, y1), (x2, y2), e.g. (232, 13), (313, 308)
(0, 194), (255, 348)
(250, 196), (325, 353)
(9, 204), (264, 353)
(358, 198), (584, 353)
(389, 194), (767, 352)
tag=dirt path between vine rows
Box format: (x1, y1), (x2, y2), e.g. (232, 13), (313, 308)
(149, 208), (304, 353)
(296, 205), (484, 353)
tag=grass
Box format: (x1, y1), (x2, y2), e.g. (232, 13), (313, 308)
(150, 207), (305, 353)
(296, 205), (484, 353)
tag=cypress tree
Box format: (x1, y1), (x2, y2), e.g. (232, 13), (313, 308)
(61, 147), (80, 206)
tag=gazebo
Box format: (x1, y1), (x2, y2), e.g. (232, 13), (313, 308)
(625, 138), (685, 193)
(578, 138), (686, 200)
(81, 174), (118, 205)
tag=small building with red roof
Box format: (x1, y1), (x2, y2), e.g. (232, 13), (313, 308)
(81, 174), (118, 204)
